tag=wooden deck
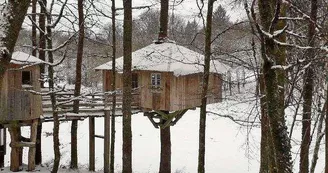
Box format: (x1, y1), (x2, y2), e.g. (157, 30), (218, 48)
(41, 89), (141, 122)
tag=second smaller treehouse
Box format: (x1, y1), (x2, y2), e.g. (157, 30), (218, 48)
(96, 41), (229, 115)
(0, 51), (43, 123)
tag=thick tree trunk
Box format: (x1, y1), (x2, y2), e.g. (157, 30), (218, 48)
(0, 1), (30, 105)
(259, 72), (269, 173)
(71, 0), (85, 169)
(257, 0), (292, 172)
(110, 0), (117, 172)
(0, 2), (30, 171)
(300, 0), (317, 172)
(122, 0), (133, 172)
(198, 1), (215, 173)
(158, 1), (171, 173)
(159, 0), (169, 39)
(159, 116), (171, 173)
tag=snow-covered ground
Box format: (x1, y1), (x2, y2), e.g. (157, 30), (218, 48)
(3, 78), (262, 173)
(2, 72), (326, 173)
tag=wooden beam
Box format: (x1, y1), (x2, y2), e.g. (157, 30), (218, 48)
(9, 125), (20, 172)
(89, 117), (95, 171)
(28, 119), (38, 171)
(11, 142), (36, 148)
(104, 109), (110, 173)
(94, 135), (104, 139)
(0, 126), (5, 168)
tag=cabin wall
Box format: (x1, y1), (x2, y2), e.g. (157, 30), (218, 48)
(138, 71), (172, 111)
(103, 70), (123, 92)
(102, 70), (222, 112)
(0, 65), (42, 122)
(170, 73), (222, 111)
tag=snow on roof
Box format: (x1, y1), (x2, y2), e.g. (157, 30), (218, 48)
(95, 41), (230, 76)
(10, 51), (44, 65)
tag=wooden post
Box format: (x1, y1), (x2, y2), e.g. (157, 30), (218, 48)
(9, 125), (20, 172)
(28, 119), (38, 171)
(89, 117), (95, 171)
(104, 108), (110, 173)
(0, 126), (5, 168)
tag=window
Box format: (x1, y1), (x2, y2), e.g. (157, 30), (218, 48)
(151, 73), (161, 87)
(132, 73), (138, 88)
(22, 71), (32, 85)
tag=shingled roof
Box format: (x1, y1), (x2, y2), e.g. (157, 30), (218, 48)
(95, 41), (229, 76)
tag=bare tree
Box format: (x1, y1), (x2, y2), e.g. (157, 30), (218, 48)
(71, 0), (85, 169)
(110, 0), (117, 172)
(300, 0), (318, 172)
(122, 0), (133, 172)
(198, 0), (216, 173)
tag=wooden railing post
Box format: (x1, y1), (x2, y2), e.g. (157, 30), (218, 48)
(89, 117), (95, 171)
(104, 93), (110, 173)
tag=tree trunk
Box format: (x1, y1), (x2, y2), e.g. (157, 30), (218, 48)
(326, 85), (328, 173)
(71, 0), (85, 169)
(38, 0), (46, 88)
(198, 1), (215, 173)
(257, 0), (292, 172)
(110, 0), (117, 172)
(158, 1), (171, 173)
(32, 1), (42, 165)
(259, 72), (270, 173)
(122, 0), (133, 172)
(159, 113), (171, 173)
(159, 0), (169, 39)
(0, 1), (30, 106)
(43, 3), (61, 172)
(0, 2), (30, 171)
(300, 0), (317, 172)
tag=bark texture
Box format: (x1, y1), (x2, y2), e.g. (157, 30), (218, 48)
(257, 0), (292, 172)
(159, 118), (171, 173)
(71, 0), (85, 169)
(159, 0), (169, 39)
(110, 0), (117, 172)
(122, 0), (133, 172)
(300, 0), (317, 172)
(198, 1), (215, 173)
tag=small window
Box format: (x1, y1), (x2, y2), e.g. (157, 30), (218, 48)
(22, 71), (32, 85)
(132, 73), (138, 88)
(151, 73), (161, 87)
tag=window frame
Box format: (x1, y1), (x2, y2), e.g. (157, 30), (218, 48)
(151, 73), (161, 88)
(22, 70), (32, 86)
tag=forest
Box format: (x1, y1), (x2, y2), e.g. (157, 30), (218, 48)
(0, 0), (328, 173)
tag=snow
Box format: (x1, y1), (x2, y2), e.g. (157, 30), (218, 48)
(95, 41), (230, 76)
(2, 71), (326, 173)
(10, 51), (44, 65)
(3, 74), (262, 173)
(0, 3), (10, 54)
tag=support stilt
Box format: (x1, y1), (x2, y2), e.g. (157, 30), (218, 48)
(89, 117), (95, 171)
(145, 109), (188, 129)
(28, 119), (38, 171)
(9, 125), (20, 172)
(104, 109), (110, 173)
(0, 125), (5, 168)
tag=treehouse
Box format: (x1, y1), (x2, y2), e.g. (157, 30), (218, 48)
(0, 51), (43, 122)
(96, 41), (229, 118)
(0, 51), (43, 171)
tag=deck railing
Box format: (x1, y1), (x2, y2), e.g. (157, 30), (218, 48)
(41, 88), (141, 121)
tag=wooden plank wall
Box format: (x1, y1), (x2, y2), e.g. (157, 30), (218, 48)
(102, 70), (223, 112)
(0, 65), (42, 122)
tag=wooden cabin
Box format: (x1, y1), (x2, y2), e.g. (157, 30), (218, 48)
(0, 51), (43, 122)
(96, 41), (229, 112)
